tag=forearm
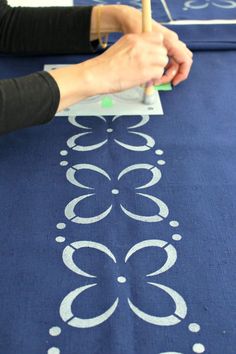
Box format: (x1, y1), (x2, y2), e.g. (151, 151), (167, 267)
(0, 72), (59, 135)
(0, 4), (99, 54)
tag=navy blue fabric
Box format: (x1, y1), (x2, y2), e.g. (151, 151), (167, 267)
(109, 23), (236, 50)
(74, 0), (236, 21)
(1, 2), (236, 353)
(0, 49), (236, 353)
(153, 0), (236, 21)
(168, 23), (236, 50)
(73, 0), (236, 50)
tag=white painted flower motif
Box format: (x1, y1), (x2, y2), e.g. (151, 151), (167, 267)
(60, 240), (187, 328)
(67, 115), (155, 152)
(65, 163), (169, 224)
(184, 0), (236, 9)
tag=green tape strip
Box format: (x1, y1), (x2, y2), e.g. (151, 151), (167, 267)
(154, 83), (172, 91)
(101, 96), (113, 108)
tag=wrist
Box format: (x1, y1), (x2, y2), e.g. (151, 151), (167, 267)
(90, 5), (122, 41)
(48, 62), (98, 112)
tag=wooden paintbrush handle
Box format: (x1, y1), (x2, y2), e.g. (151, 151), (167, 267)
(142, 0), (155, 98)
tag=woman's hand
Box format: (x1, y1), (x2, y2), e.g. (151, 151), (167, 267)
(49, 31), (168, 112)
(111, 5), (193, 86)
(89, 32), (169, 95)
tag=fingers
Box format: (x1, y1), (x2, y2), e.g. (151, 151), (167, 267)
(172, 58), (192, 86)
(159, 59), (179, 85)
(166, 46), (193, 85)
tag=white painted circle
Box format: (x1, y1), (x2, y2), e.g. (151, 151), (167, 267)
(48, 348), (60, 354)
(192, 343), (205, 353)
(55, 237), (66, 243)
(49, 326), (61, 336)
(56, 223), (66, 230)
(60, 150), (68, 156)
(172, 234), (182, 241)
(155, 149), (164, 155)
(169, 220), (179, 227)
(107, 128), (113, 133)
(189, 323), (201, 333)
(157, 160), (166, 165)
(117, 276), (127, 283)
(60, 161), (68, 167)
(112, 189), (119, 195)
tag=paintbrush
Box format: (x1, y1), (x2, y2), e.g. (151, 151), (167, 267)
(142, 0), (156, 105)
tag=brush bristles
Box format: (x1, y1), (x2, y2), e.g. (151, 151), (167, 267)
(143, 92), (156, 105)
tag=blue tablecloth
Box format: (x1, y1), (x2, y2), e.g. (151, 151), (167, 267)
(74, 0), (236, 21)
(0, 2), (236, 354)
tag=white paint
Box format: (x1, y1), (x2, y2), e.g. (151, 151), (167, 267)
(49, 326), (61, 336)
(65, 194), (113, 224)
(66, 164), (110, 189)
(60, 161), (68, 167)
(128, 282), (187, 325)
(117, 276), (127, 283)
(67, 132), (107, 152)
(60, 284), (119, 328)
(114, 131), (155, 151)
(192, 343), (205, 353)
(107, 128), (113, 133)
(189, 323), (201, 332)
(63, 241), (116, 278)
(112, 189), (119, 195)
(169, 221), (179, 227)
(56, 223), (66, 230)
(160, 0), (174, 21)
(125, 240), (177, 277)
(157, 160), (166, 166)
(121, 193), (169, 222)
(60, 150), (68, 156)
(118, 164), (161, 189)
(184, 0), (236, 10)
(166, 19), (236, 24)
(47, 348), (60, 354)
(159, 352), (183, 354)
(172, 234), (182, 241)
(155, 149), (164, 155)
(55, 236), (66, 243)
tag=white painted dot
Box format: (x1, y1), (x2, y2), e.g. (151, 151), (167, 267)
(117, 276), (127, 283)
(48, 348), (60, 354)
(169, 220), (179, 227)
(55, 236), (66, 243)
(60, 161), (68, 167)
(157, 160), (166, 166)
(112, 189), (119, 195)
(155, 149), (164, 156)
(189, 323), (201, 333)
(172, 234), (182, 241)
(60, 150), (68, 156)
(56, 223), (66, 230)
(49, 326), (61, 336)
(192, 343), (205, 353)
(107, 128), (113, 133)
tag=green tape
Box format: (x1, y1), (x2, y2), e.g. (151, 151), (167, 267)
(154, 83), (172, 91)
(101, 96), (113, 108)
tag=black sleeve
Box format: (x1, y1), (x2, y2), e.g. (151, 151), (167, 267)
(0, 0), (101, 135)
(0, 0), (99, 54)
(0, 71), (60, 135)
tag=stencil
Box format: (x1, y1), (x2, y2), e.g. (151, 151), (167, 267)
(44, 64), (164, 116)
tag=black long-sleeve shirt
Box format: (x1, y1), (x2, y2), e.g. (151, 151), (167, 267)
(0, 0), (99, 135)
